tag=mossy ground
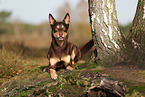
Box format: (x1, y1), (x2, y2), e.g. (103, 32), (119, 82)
(0, 43), (145, 96)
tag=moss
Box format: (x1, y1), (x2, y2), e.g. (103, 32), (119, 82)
(77, 62), (88, 69)
(64, 74), (79, 85)
(125, 90), (143, 97)
(0, 49), (144, 96)
(127, 84), (145, 96)
(92, 66), (104, 72)
(19, 90), (29, 97)
(61, 84), (84, 97)
(77, 61), (102, 71)
(37, 72), (50, 79)
(77, 77), (90, 87)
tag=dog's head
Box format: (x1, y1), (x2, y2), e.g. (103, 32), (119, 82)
(49, 13), (70, 41)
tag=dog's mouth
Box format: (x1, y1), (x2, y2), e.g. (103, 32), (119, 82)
(58, 36), (64, 40)
(53, 32), (67, 41)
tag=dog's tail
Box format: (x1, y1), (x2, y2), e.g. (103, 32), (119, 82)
(80, 39), (94, 56)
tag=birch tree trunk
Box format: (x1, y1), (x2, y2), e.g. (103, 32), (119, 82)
(129, 0), (145, 44)
(88, 0), (122, 65)
(122, 0), (145, 64)
(88, 0), (145, 65)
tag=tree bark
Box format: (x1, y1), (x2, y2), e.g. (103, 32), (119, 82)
(121, 0), (145, 64)
(88, 0), (145, 65)
(129, 0), (145, 47)
(88, 0), (122, 65)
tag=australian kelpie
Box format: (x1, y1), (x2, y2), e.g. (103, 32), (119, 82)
(44, 13), (94, 79)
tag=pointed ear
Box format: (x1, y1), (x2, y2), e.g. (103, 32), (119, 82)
(49, 13), (56, 25)
(63, 13), (70, 24)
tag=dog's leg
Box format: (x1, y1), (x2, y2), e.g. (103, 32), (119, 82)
(66, 65), (73, 71)
(71, 49), (75, 64)
(50, 69), (58, 80)
(71, 46), (81, 64)
(49, 57), (60, 79)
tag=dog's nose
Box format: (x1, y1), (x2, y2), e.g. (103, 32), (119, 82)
(59, 32), (63, 36)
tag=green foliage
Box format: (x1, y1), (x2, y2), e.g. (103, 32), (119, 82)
(0, 11), (11, 24)
(0, 11), (12, 35)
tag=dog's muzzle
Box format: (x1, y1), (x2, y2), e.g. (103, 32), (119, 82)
(57, 32), (64, 40)
(58, 36), (64, 40)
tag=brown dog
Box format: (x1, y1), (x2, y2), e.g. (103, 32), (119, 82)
(44, 13), (94, 79)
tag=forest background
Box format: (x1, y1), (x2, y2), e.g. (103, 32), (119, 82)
(0, 0), (135, 49)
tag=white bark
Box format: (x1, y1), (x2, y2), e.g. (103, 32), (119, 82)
(88, 0), (122, 64)
(89, 0), (145, 64)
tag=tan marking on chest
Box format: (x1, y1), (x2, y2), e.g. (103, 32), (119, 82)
(50, 55), (71, 66)
(50, 58), (60, 66)
(61, 55), (71, 63)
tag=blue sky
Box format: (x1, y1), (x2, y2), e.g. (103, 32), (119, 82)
(0, 0), (138, 25)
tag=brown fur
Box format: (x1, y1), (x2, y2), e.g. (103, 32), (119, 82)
(44, 13), (94, 79)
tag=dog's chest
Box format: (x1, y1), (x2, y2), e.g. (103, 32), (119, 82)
(49, 44), (76, 66)
(50, 55), (71, 66)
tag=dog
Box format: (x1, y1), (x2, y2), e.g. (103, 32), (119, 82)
(44, 13), (94, 79)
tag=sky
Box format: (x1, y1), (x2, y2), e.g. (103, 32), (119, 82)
(0, 0), (138, 26)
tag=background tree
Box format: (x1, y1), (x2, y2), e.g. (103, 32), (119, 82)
(88, 0), (145, 66)
(0, 11), (12, 35)
(0, 11), (11, 24)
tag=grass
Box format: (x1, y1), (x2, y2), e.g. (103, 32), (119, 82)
(131, 70), (145, 78)
(0, 42), (145, 97)
(0, 47), (104, 96)
(127, 84), (145, 96)
(0, 49), (23, 81)
(76, 61), (104, 72)
(0, 48), (48, 86)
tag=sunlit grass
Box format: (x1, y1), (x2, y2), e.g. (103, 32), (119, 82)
(0, 48), (49, 86)
(0, 49), (23, 79)
(0, 41), (144, 96)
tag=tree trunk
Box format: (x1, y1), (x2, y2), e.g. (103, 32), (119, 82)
(121, 0), (145, 64)
(88, 0), (145, 65)
(88, 0), (122, 65)
(129, 0), (145, 46)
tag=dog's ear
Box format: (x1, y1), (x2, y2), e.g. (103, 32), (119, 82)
(49, 13), (56, 25)
(63, 13), (70, 24)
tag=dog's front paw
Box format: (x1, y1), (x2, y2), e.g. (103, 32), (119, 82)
(50, 69), (58, 80)
(66, 65), (74, 71)
(72, 60), (74, 65)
